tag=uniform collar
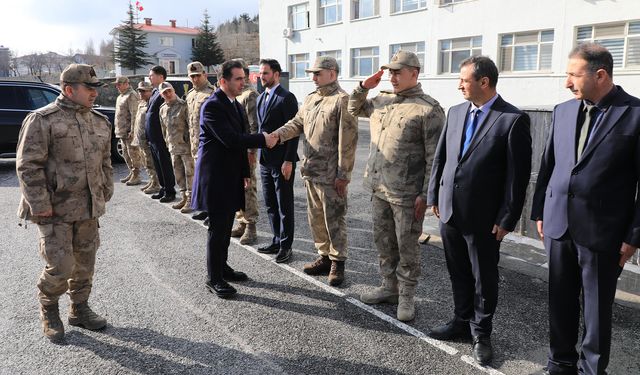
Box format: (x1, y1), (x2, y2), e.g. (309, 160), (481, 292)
(316, 81), (340, 96)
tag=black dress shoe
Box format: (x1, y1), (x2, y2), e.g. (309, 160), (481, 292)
(223, 266), (248, 282)
(192, 211), (208, 220)
(159, 194), (176, 203)
(428, 318), (471, 341)
(472, 335), (493, 366)
(203, 217), (210, 227)
(257, 243), (279, 254)
(275, 248), (292, 263)
(151, 192), (164, 200)
(205, 280), (237, 298)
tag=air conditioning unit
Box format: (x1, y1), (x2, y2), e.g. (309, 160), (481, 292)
(282, 28), (293, 38)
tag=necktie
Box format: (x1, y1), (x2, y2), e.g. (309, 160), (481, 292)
(577, 105), (596, 158)
(260, 91), (270, 119)
(462, 109), (480, 156)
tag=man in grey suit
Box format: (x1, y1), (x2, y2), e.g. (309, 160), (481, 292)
(427, 56), (532, 366)
(531, 43), (640, 375)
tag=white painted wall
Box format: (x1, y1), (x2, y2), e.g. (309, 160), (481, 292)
(259, 0), (640, 110)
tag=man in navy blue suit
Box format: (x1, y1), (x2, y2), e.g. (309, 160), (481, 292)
(255, 59), (300, 263)
(191, 60), (277, 298)
(428, 56), (532, 366)
(532, 43), (640, 375)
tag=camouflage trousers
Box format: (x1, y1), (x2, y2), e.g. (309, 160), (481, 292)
(36, 219), (100, 306)
(305, 180), (348, 261)
(190, 128), (199, 160)
(372, 195), (423, 287)
(120, 137), (143, 172)
(235, 160), (259, 225)
(171, 153), (194, 195)
(138, 140), (157, 179)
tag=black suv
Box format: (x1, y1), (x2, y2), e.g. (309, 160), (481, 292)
(0, 80), (123, 162)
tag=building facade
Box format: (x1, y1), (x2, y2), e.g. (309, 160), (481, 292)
(259, 0), (640, 109)
(112, 18), (199, 76)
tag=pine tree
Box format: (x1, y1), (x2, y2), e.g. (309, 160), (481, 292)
(192, 9), (225, 72)
(113, 3), (151, 74)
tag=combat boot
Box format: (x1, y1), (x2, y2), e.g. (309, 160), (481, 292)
(68, 302), (107, 330)
(303, 255), (332, 275)
(140, 179), (151, 191)
(180, 195), (193, 213)
(125, 169), (142, 186)
(143, 177), (161, 194)
(397, 283), (416, 322)
(40, 303), (64, 342)
(239, 223), (257, 245)
(120, 171), (132, 183)
(360, 277), (399, 304)
(230, 222), (246, 238)
(172, 194), (188, 209)
(328, 260), (345, 286)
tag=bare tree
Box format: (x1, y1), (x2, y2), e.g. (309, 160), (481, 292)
(9, 50), (20, 76)
(85, 38), (96, 56)
(23, 53), (46, 76)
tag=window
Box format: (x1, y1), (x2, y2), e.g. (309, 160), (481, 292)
(390, 42), (426, 71)
(159, 59), (178, 74)
(576, 20), (640, 69)
(391, 0), (427, 13)
(319, 0), (342, 25)
(289, 53), (309, 79)
(352, 0), (378, 19)
(26, 88), (58, 109)
(499, 30), (554, 72)
(440, 0), (466, 5)
(318, 50), (342, 74)
(439, 36), (482, 74)
(289, 3), (309, 30)
(351, 46), (379, 77)
(159, 37), (174, 47)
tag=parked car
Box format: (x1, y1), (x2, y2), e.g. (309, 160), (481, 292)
(0, 80), (123, 162)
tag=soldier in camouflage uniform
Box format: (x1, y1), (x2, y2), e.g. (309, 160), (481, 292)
(273, 56), (358, 286)
(16, 64), (114, 342)
(132, 81), (161, 194)
(348, 51), (445, 321)
(159, 82), (194, 213)
(230, 59), (259, 245)
(114, 76), (144, 185)
(185, 61), (215, 221)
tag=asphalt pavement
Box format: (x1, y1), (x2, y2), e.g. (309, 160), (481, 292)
(1, 121), (639, 375)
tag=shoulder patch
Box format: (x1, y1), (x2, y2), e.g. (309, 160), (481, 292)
(33, 102), (60, 117)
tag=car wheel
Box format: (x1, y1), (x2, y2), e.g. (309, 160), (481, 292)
(111, 137), (125, 163)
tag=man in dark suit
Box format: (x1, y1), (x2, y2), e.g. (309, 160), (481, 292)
(145, 65), (177, 203)
(531, 43), (640, 375)
(255, 58), (300, 263)
(427, 56), (532, 366)
(191, 60), (277, 298)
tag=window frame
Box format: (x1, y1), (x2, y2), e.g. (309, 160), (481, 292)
(351, 46), (380, 77)
(439, 36), (482, 74)
(391, 0), (427, 14)
(318, 0), (343, 26)
(499, 29), (554, 73)
(289, 2), (310, 30)
(159, 36), (174, 47)
(351, 0), (378, 20)
(575, 20), (640, 70)
(289, 53), (310, 79)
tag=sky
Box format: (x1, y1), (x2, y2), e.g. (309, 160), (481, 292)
(0, 0), (259, 56)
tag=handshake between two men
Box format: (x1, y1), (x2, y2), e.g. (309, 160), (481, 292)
(261, 131), (280, 149)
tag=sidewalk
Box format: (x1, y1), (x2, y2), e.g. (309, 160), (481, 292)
(422, 213), (640, 310)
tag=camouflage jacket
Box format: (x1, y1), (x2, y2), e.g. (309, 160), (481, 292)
(237, 85), (259, 154)
(185, 83), (214, 158)
(114, 88), (140, 138)
(276, 81), (358, 184)
(160, 98), (190, 155)
(131, 101), (148, 147)
(349, 83), (445, 206)
(16, 95), (114, 223)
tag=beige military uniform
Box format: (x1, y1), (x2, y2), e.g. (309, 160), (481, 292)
(235, 85), (259, 225)
(348, 83), (445, 287)
(276, 81), (358, 261)
(185, 82), (214, 160)
(16, 95), (114, 306)
(160, 98), (194, 196)
(131, 100), (157, 183)
(114, 87), (143, 172)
